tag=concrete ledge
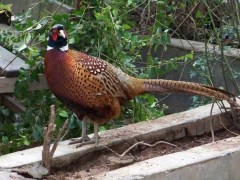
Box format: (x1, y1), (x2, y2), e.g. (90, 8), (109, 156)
(0, 101), (233, 169)
(170, 38), (240, 58)
(98, 135), (240, 180)
(0, 169), (33, 180)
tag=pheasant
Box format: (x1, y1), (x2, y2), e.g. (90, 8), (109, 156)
(44, 24), (239, 147)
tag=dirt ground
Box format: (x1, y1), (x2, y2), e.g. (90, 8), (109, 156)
(46, 127), (240, 180)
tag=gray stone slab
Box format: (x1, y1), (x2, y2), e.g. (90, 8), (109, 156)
(0, 169), (33, 180)
(0, 46), (29, 77)
(170, 38), (240, 58)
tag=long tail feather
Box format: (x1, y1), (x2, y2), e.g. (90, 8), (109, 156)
(140, 79), (238, 106)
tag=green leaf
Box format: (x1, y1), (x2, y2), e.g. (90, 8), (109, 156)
(17, 43), (27, 52)
(69, 37), (75, 44)
(0, 4), (12, 12)
(157, 1), (165, 5)
(127, 0), (133, 6)
(150, 102), (157, 108)
(112, 9), (118, 18)
(23, 139), (30, 146)
(25, 33), (31, 44)
(1, 108), (10, 116)
(30, 70), (39, 81)
(2, 136), (9, 144)
(99, 126), (106, 132)
(38, 33), (45, 42)
(122, 24), (131, 30)
(33, 23), (42, 30)
(2, 123), (15, 134)
(156, 28), (161, 35)
(186, 53), (193, 60)
(59, 110), (68, 118)
(196, 10), (202, 18)
(32, 125), (43, 140)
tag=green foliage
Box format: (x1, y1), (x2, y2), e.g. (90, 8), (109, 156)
(125, 94), (167, 123)
(2, 0), (238, 154)
(0, 3), (12, 12)
(0, 0), (174, 154)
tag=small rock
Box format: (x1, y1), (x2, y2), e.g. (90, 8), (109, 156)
(108, 156), (134, 170)
(12, 163), (48, 179)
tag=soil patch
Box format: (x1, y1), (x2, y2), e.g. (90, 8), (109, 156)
(47, 127), (240, 180)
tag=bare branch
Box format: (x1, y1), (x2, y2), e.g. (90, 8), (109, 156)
(105, 140), (177, 158)
(42, 105), (69, 174)
(42, 105), (56, 173)
(209, 102), (215, 142)
(50, 120), (68, 159)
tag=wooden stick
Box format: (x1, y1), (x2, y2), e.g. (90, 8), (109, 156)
(42, 105), (68, 174)
(219, 116), (240, 136)
(42, 105), (56, 172)
(105, 140), (177, 158)
(209, 102), (215, 142)
(50, 119), (68, 159)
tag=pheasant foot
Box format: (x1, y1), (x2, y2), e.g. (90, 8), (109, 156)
(75, 138), (96, 148)
(68, 136), (91, 145)
(68, 121), (100, 148)
(69, 133), (100, 148)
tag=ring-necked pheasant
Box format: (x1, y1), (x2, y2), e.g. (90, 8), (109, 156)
(44, 24), (239, 147)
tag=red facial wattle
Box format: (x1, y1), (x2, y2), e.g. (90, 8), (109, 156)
(51, 29), (59, 41)
(52, 33), (58, 41)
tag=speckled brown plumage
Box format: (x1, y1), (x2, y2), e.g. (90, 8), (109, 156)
(45, 50), (124, 124)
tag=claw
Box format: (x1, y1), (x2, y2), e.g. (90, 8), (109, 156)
(76, 139), (96, 148)
(68, 135), (100, 148)
(67, 118), (100, 148)
(68, 136), (91, 145)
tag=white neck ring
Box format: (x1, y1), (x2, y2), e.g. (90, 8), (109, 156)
(47, 44), (69, 51)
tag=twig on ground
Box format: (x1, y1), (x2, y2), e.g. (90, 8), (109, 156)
(42, 105), (55, 172)
(219, 116), (240, 136)
(105, 140), (177, 158)
(209, 102), (215, 142)
(217, 100), (240, 134)
(230, 97), (240, 129)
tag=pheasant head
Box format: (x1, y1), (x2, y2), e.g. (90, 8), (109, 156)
(47, 24), (69, 51)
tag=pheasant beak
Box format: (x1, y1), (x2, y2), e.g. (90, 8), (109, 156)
(59, 30), (67, 39)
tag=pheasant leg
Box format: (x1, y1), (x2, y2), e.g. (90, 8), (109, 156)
(69, 121), (100, 148)
(69, 120), (90, 144)
(75, 123), (99, 148)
